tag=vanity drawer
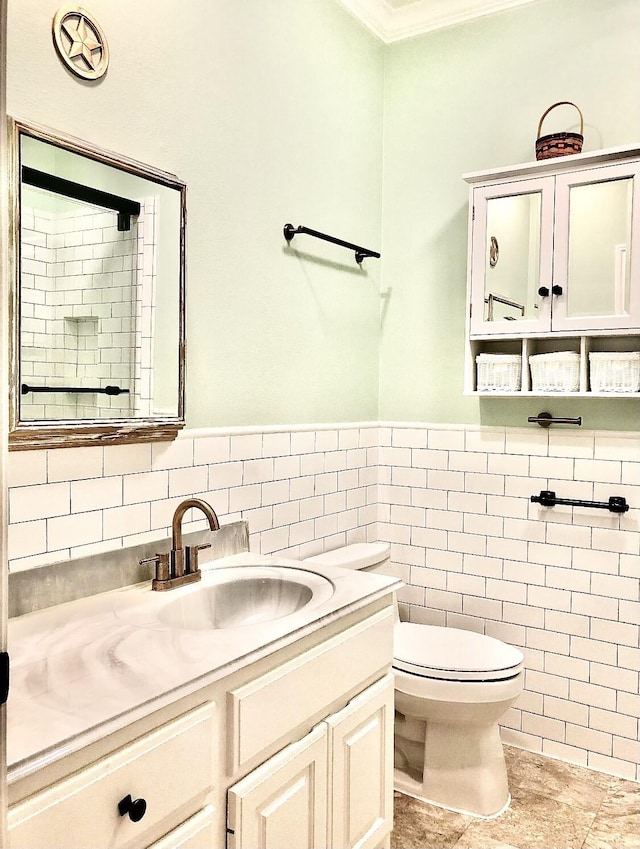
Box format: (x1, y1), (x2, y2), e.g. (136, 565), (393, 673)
(147, 806), (216, 849)
(8, 703), (215, 849)
(228, 607), (394, 772)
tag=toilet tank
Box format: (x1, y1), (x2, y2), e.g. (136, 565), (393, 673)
(303, 542), (391, 573)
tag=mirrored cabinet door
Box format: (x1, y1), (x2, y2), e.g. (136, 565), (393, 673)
(469, 177), (555, 336)
(552, 160), (640, 332)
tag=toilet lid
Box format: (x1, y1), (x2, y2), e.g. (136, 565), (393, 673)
(304, 542), (390, 570)
(393, 623), (524, 681)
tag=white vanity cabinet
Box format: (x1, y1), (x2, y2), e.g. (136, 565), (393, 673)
(8, 703), (216, 849)
(227, 723), (329, 849)
(227, 675), (394, 849)
(465, 146), (640, 396)
(324, 674), (394, 849)
(8, 595), (396, 849)
(146, 808), (217, 849)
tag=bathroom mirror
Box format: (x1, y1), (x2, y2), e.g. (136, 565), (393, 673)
(483, 191), (542, 322)
(8, 119), (186, 449)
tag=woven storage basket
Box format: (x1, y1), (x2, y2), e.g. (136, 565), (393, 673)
(476, 353), (522, 392)
(589, 352), (640, 393)
(535, 102), (584, 160)
(529, 351), (580, 392)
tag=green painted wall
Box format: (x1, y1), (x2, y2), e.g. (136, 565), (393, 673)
(7, 0), (384, 428)
(379, 0), (640, 430)
(7, 0), (640, 431)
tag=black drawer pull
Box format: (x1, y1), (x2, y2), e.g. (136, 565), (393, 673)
(118, 794), (147, 823)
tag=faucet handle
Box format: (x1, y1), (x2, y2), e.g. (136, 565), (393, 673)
(139, 553), (170, 582)
(185, 543), (211, 575)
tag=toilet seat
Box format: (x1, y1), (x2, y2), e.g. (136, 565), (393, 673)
(393, 622), (524, 681)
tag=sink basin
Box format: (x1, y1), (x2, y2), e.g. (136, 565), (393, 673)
(150, 566), (335, 631)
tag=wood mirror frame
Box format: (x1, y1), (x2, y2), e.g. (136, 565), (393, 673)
(8, 118), (186, 450)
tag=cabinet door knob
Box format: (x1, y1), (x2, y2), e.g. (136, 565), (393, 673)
(552, 285), (564, 296)
(118, 794), (147, 823)
(538, 286), (550, 297)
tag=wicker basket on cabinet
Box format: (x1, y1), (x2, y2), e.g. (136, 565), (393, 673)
(476, 354), (522, 392)
(529, 351), (580, 392)
(589, 352), (640, 393)
(535, 102), (584, 160)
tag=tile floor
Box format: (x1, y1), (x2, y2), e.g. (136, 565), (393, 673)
(391, 746), (640, 849)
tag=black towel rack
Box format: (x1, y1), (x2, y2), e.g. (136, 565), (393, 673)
(22, 384), (130, 396)
(531, 490), (629, 513)
(283, 223), (380, 265)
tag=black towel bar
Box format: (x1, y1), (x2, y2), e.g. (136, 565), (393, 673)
(531, 490), (629, 513)
(283, 223), (380, 265)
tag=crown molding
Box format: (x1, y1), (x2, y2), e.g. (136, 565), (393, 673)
(336, 0), (539, 43)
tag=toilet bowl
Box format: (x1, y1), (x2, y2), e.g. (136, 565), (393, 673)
(304, 543), (524, 818)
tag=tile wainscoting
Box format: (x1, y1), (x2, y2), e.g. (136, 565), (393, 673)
(377, 424), (639, 785)
(7, 424), (381, 571)
(6, 421), (640, 781)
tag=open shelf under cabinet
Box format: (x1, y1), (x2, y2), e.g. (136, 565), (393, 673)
(466, 335), (640, 397)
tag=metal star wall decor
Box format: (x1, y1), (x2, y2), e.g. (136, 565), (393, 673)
(52, 6), (109, 81)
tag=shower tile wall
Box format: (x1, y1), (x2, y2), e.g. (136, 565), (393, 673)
(20, 197), (157, 418)
(6, 423), (640, 781)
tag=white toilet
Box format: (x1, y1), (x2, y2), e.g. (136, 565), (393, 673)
(304, 542), (524, 818)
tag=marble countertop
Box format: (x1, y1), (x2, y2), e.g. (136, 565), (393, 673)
(7, 552), (400, 784)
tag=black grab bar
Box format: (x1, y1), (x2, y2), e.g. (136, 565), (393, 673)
(531, 490), (629, 513)
(22, 384), (130, 396)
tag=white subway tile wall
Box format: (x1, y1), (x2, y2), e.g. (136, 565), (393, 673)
(20, 195), (158, 418)
(7, 426), (380, 572)
(378, 424), (639, 784)
(6, 422), (640, 781)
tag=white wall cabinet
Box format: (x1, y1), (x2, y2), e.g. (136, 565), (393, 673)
(8, 599), (396, 849)
(227, 674), (394, 849)
(464, 146), (640, 396)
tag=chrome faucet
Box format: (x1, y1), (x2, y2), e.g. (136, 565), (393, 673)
(141, 498), (220, 591)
